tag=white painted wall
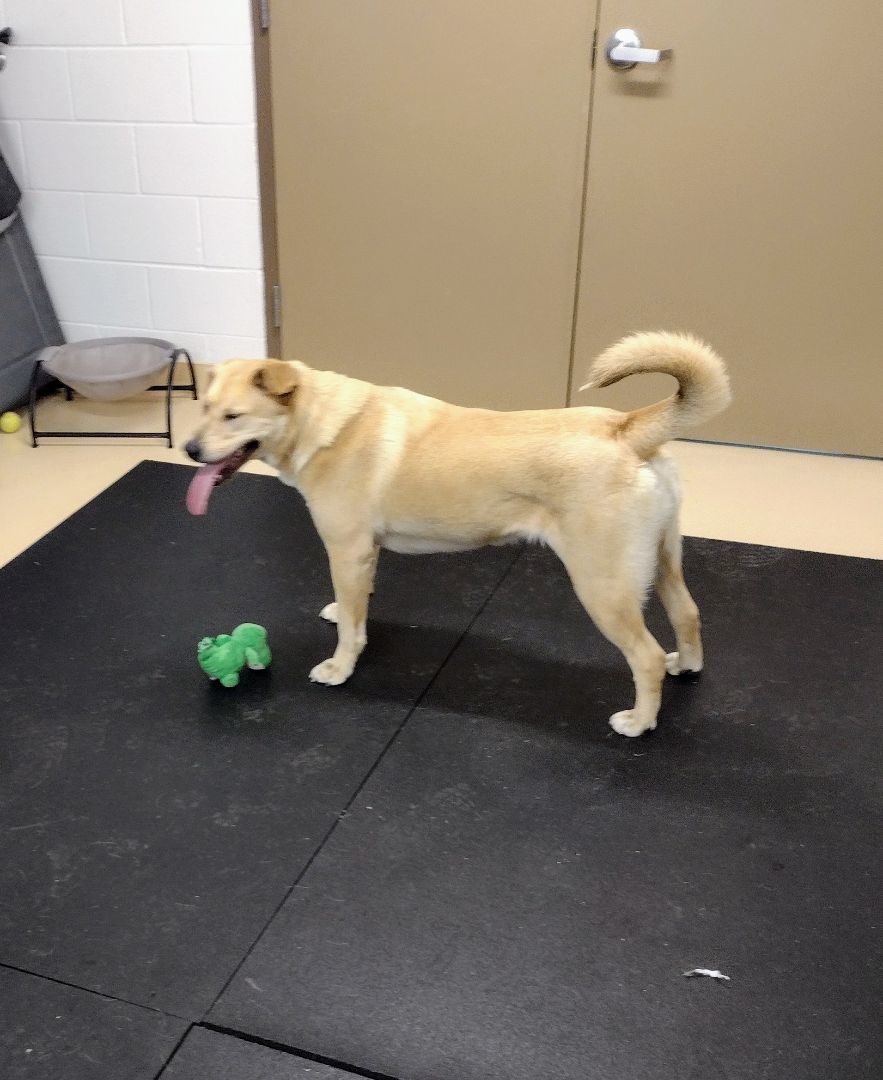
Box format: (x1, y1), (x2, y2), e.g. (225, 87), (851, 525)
(0, 0), (266, 362)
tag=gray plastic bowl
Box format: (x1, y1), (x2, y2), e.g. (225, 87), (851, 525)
(40, 337), (175, 401)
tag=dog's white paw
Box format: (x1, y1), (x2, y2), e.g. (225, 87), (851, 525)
(665, 651), (703, 676)
(609, 709), (656, 738)
(309, 657), (353, 686)
(319, 602), (339, 624)
(665, 652), (684, 675)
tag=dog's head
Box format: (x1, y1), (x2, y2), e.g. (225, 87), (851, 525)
(183, 359), (298, 514)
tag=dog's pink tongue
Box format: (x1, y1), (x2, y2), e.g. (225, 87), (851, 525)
(186, 462), (225, 516)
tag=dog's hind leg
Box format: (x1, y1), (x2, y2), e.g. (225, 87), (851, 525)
(556, 541), (667, 737)
(655, 520), (703, 676)
(311, 538), (379, 686)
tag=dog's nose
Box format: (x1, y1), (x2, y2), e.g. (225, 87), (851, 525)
(184, 439), (203, 462)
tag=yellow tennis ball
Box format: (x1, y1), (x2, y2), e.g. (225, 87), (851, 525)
(0, 411), (22, 434)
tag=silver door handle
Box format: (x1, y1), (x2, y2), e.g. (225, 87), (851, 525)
(605, 29), (672, 70)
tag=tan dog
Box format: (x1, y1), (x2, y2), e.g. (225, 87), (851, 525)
(184, 332), (730, 736)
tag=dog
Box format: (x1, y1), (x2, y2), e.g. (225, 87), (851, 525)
(184, 332), (730, 736)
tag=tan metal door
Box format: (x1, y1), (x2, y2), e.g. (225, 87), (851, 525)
(267, 2), (596, 409)
(572, 1), (883, 455)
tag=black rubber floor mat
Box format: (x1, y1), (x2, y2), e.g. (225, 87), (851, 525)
(212, 541), (883, 1080)
(0, 966), (186, 1080)
(0, 461), (514, 1018)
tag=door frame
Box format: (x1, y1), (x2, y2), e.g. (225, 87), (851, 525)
(251, 1), (281, 359)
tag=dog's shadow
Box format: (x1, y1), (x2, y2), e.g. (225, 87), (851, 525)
(268, 614), (709, 745)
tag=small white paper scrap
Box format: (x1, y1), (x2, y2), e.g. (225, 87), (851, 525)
(683, 968), (730, 981)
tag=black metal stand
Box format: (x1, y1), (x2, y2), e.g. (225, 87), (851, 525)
(29, 349), (198, 448)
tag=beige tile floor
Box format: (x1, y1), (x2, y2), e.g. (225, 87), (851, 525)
(1, 385), (881, 569)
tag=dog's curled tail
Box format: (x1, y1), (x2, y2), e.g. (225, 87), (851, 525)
(580, 331), (731, 458)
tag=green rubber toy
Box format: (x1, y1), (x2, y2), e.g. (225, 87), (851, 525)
(197, 623), (272, 687)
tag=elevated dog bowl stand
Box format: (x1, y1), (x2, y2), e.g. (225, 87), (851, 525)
(28, 341), (198, 448)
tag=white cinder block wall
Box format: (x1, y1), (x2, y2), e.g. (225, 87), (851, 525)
(0, 0), (267, 362)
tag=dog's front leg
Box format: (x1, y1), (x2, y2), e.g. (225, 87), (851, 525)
(310, 538), (378, 686)
(319, 544), (379, 626)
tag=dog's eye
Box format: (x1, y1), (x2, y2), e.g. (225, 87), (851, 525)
(224, 412), (242, 422)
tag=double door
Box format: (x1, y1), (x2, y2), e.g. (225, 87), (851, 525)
(267, 2), (882, 455)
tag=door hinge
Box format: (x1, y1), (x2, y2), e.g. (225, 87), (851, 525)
(271, 284), (282, 328)
(259, 0), (270, 32)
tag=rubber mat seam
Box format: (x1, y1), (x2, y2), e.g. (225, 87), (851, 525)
(201, 547), (524, 1021)
(151, 1022), (195, 1080)
(199, 1020), (409, 1080)
(0, 959), (190, 1021)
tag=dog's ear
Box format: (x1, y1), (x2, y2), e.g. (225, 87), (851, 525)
(252, 361), (298, 406)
